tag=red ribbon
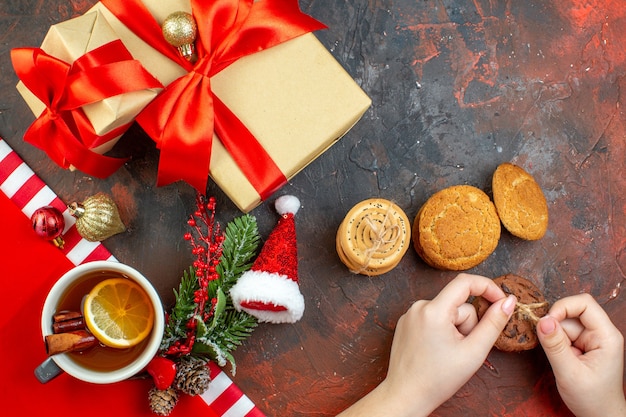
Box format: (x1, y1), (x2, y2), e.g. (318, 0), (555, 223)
(101, 0), (326, 197)
(11, 40), (163, 178)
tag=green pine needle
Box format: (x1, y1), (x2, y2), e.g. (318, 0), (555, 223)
(217, 214), (261, 290)
(193, 309), (258, 373)
(161, 213), (261, 367)
(161, 267), (198, 351)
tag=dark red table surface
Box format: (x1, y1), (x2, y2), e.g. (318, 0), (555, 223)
(1, 0), (624, 416)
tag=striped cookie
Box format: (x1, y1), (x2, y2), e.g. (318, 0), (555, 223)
(336, 198), (410, 276)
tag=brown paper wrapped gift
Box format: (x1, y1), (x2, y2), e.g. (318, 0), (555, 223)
(16, 10), (161, 158)
(92, 0), (371, 212)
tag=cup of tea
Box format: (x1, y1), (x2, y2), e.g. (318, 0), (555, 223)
(40, 261), (164, 384)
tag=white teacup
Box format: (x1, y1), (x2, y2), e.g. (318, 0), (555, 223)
(40, 261), (164, 384)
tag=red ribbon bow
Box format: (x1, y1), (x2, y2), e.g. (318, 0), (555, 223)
(101, 0), (326, 196)
(11, 40), (163, 178)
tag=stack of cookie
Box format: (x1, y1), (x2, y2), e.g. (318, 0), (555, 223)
(473, 274), (549, 352)
(336, 198), (411, 276)
(412, 163), (548, 270)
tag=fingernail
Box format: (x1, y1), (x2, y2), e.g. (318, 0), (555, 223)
(538, 316), (556, 335)
(502, 294), (516, 316)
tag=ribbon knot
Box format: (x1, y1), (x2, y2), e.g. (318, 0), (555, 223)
(515, 301), (549, 324)
(352, 207), (402, 274)
(11, 40), (163, 178)
(363, 213), (401, 257)
(102, 0), (326, 196)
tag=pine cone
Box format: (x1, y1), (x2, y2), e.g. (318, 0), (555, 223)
(175, 356), (211, 396)
(149, 386), (179, 416)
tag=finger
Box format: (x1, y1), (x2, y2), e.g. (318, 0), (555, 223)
(455, 303), (478, 336)
(537, 315), (579, 371)
(434, 273), (506, 308)
(545, 314), (613, 357)
(560, 318), (584, 342)
(544, 316), (586, 357)
(548, 294), (613, 331)
(550, 295), (624, 357)
(464, 294), (516, 353)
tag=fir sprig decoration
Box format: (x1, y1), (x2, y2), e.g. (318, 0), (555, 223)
(161, 267), (197, 348)
(160, 195), (260, 373)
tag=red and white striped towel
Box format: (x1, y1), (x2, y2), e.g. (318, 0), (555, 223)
(0, 138), (265, 417)
(0, 139), (115, 265)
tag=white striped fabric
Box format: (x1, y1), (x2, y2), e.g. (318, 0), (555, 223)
(0, 139), (115, 264)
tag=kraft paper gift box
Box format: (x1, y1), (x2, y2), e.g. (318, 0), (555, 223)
(16, 10), (161, 158)
(91, 0), (371, 212)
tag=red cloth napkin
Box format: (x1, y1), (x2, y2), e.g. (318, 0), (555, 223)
(0, 139), (263, 416)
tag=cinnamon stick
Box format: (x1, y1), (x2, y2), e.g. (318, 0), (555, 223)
(52, 311), (83, 323)
(51, 311), (86, 333)
(52, 317), (85, 333)
(45, 330), (97, 356)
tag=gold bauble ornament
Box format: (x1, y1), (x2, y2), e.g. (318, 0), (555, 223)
(162, 11), (197, 61)
(68, 193), (126, 242)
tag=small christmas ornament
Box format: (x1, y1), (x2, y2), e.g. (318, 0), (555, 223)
(68, 193), (125, 242)
(148, 386), (178, 416)
(147, 356), (177, 390)
(162, 11), (197, 61)
(31, 206), (65, 248)
(174, 356), (210, 396)
(230, 195), (305, 324)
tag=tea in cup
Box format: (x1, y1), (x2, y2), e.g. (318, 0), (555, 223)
(40, 261), (164, 384)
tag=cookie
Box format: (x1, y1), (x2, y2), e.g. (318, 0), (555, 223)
(473, 274), (549, 352)
(492, 163), (548, 240)
(412, 185), (501, 270)
(336, 198), (410, 276)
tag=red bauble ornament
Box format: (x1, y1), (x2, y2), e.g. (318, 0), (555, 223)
(146, 356), (177, 390)
(31, 206), (65, 248)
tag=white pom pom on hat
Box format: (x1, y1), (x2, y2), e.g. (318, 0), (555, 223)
(275, 195), (300, 216)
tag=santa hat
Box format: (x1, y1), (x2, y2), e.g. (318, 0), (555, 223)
(230, 195), (305, 323)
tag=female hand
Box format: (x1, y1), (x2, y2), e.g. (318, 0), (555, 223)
(338, 273), (516, 417)
(537, 293), (626, 417)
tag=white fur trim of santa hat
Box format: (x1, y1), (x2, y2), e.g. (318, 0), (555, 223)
(230, 270), (305, 323)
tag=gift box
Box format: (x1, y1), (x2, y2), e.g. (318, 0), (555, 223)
(13, 9), (162, 176)
(211, 33), (371, 212)
(92, 0), (371, 212)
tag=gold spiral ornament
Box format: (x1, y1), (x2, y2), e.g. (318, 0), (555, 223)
(68, 193), (126, 242)
(336, 198), (410, 276)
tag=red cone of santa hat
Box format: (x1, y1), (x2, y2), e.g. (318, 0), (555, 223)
(230, 195), (305, 323)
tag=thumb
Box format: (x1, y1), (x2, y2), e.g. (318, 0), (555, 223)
(466, 294), (516, 350)
(537, 315), (576, 370)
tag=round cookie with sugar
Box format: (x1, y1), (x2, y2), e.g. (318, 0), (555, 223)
(412, 185), (501, 270)
(492, 162), (548, 240)
(473, 274), (549, 352)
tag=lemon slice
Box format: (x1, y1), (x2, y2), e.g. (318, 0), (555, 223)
(84, 278), (155, 348)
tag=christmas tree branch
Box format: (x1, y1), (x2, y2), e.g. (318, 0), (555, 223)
(161, 199), (260, 369)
